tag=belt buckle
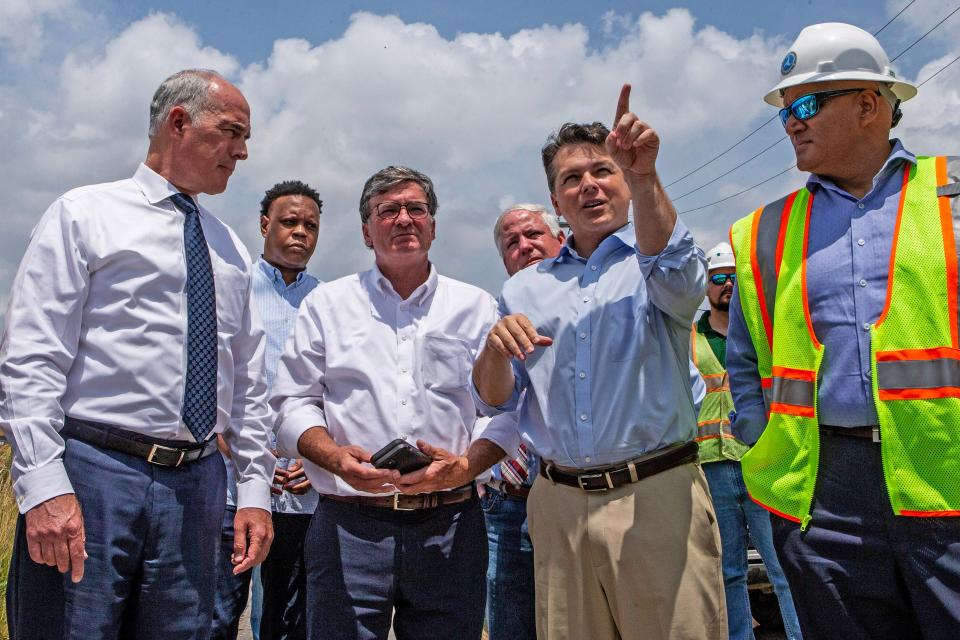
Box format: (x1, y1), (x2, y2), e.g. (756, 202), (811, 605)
(147, 443), (186, 467)
(576, 471), (612, 492)
(392, 493), (417, 511)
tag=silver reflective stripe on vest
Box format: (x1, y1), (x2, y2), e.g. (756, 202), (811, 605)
(947, 156), (960, 340)
(762, 385), (773, 410)
(771, 376), (815, 407)
(754, 195), (791, 326)
(876, 357), (960, 390)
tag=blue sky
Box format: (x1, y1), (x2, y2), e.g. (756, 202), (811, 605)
(1, 0), (958, 303)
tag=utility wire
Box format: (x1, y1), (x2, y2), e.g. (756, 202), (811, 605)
(890, 4), (960, 62)
(672, 136), (786, 201)
(918, 53), (960, 86)
(874, 0), (917, 36)
(662, 0), (918, 190)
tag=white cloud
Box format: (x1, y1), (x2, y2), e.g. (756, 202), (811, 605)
(3, 5), (958, 312)
(0, 0), (75, 61)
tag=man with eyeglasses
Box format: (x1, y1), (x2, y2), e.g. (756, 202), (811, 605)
(727, 22), (960, 638)
(693, 242), (802, 640)
(269, 166), (515, 639)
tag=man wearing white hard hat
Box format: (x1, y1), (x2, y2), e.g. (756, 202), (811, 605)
(727, 22), (960, 638)
(693, 242), (802, 640)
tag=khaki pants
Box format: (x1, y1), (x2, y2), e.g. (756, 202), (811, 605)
(527, 462), (726, 640)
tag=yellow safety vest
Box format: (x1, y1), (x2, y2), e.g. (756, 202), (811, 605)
(691, 322), (748, 463)
(730, 155), (960, 527)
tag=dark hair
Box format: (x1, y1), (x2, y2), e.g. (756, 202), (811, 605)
(541, 122), (610, 193)
(260, 180), (323, 217)
(358, 166), (438, 223)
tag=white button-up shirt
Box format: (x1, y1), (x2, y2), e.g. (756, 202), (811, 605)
(271, 264), (512, 497)
(0, 163), (274, 513)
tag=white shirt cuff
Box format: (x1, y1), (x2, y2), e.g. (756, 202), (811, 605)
(277, 405), (327, 459)
(235, 478), (273, 511)
(13, 459), (75, 514)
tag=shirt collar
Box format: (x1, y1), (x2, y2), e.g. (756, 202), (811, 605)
(369, 262), (438, 305)
(549, 222), (633, 269)
(257, 256), (309, 289)
(805, 139), (916, 195)
(133, 163), (202, 211)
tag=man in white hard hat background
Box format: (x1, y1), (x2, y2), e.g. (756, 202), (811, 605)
(693, 242), (802, 640)
(727, 22), (960, 639)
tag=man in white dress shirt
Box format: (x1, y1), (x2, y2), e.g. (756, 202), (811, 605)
(0, 69), (275, 639)
(270, 165), (513, 640)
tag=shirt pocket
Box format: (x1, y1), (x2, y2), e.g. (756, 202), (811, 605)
(605, 297), (643, 362)
(212, 263), (249, 336)
(421, 335), (471, 391)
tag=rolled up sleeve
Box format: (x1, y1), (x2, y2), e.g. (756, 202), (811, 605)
(635, 218), (708, 326)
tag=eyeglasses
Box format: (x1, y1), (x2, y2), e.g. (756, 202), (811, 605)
(374, 201), (431, 220)
(778, 89), (878, 127)
(709, 273), (736, 286)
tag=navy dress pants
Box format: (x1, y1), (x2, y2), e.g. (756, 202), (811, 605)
(211, 505), (255, 640)
(7, 436), (227, 640)
(771, 430), (960, 640)
(304, 495), (487, 640)
(259, 512), (312, 640)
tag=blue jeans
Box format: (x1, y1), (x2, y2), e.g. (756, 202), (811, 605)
(211, 505), (254, 640)
(771, 431), (960, 640)
(7, 435), (226, 640)
(703, 460), (802, 640)
(304, 495), (487, 640)
(480, 487), (535, 640)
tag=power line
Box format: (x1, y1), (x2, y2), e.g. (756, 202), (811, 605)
(672, 136), (787, 201)
(918, 53), (960, 86)
(874, 0), (917, 36)
(678, 164), (797, 215)
(890, 4), (960, 62)
(661, 0), (918, 190)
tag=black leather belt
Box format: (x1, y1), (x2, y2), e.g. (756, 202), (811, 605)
(323, 486), (475, 511)
(540, 441), (699, 492)
(62, 416), (218, 468)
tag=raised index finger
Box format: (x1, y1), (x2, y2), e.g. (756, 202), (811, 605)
(614, 83), (632, 127)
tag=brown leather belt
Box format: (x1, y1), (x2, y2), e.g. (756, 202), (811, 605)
(820, 425), (880, 442)
(540, 441), (699, 492)
(62, 416), (218, 468)
(323, 486), (475, 511)
(485, 480), (531, 499)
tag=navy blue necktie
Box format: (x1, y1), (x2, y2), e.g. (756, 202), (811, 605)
(171, 193), (218, 442)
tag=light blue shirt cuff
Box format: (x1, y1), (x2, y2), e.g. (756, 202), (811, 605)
(470, 377), (519, 416)
(277, 404), (327, 459)
(13, 459), (74, 514)
(635, 217), (697, 279)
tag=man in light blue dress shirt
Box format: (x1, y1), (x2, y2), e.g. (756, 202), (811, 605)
(472, 86), (723, 640)
(212, 180), (322, 640)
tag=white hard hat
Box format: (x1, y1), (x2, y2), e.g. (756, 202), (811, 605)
(765, 22), (917, 107)
(706, 242), (736, 271)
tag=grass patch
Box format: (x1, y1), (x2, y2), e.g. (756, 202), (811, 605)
(0, 444), (16, 640)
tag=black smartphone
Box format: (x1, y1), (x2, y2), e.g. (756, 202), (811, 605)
(370, 438), (432, 474)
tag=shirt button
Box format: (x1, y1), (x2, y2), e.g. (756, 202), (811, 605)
(590, 265), (598, 271)
(579, 372), (586, 379)
(857, 238), (865, 246)
(583, 297), (589, 303)
(863, 322), (871, 331)
(859, 279), (867, 287)
(584, 456), (592, 463)
(858, 203), (865, 209)
(401, 336), (408, 341)
(580, 332), (587, 339)
(580, 413), (588, 421)
(401, 400), (407, 405)
(400, 368), (407, 374)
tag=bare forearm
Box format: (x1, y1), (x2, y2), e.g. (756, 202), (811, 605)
(472, 348), (516, 408)
(465, 438), (507, 476)
(628, 172), (676, 255)
(295, 426), (340, 473)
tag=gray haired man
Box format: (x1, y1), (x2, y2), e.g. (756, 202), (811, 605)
(1, 69), (275, 639)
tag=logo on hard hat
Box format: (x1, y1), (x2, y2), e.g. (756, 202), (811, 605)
(781, 51), (797, 75)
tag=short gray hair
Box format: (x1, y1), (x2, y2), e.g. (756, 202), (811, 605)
(493, 204), (562, 256)
(148, 69), (223, 138)
(358, 166), (438, 223)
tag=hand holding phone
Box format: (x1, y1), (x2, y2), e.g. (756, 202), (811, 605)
(370, 439), (433, 474)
